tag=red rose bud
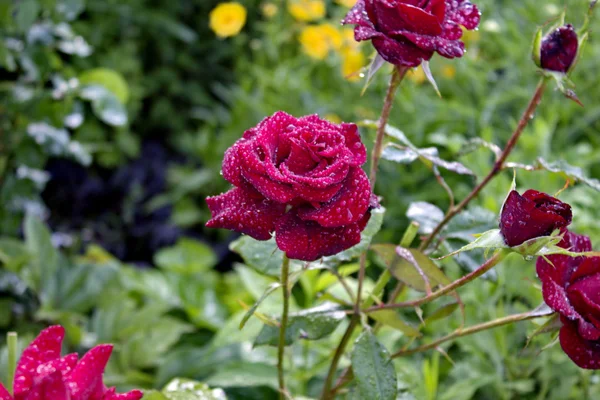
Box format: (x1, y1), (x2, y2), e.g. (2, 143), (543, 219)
(342, 0), (480, 67)
(540, 24), (579, 73)
(536, 232), (600, 369)
(499, 189), (572, 247)
(0, 325), (143, 400)
(206, 112), (375, 261)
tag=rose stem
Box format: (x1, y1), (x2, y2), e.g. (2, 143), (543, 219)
(277, 254), (291, 400)
(363, 251), (505, 313)
(391, 309), (553, 358)
(326, 222), (420, 398)
(7, 332), (17, 394)
(321, 67), (408, 400)
(419, 78), (548, 251)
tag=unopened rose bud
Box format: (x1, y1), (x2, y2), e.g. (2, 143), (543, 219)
(540, 24), (579, 73)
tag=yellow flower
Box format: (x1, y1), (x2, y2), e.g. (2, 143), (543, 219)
(261, 2), (278, 18)
(325, 114), (342, 124)
(341, 28), (360, 51)
(341, 49), (365, 81)
(288, 0), (326, 22)
(335, 0), (357, 7)
(299, 24), (342, 60)
(407, 67), (426, 84)
(299, 26), (330, 59)
(462, 26), (480, 45)
(209, 2), (247, 38)
(441, 65), (456, 79)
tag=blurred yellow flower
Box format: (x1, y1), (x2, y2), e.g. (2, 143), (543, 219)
(325, 114), (342, 124)
(209, 2), (247, 38)
(299, 24), (342, 60)
(407, 67), (426, 84)
(289, 0), (326, 22)
(341, 49), (365, 81)
(462, 26), (480, 45)
(341, 28), (360, 51)
(262, 2), (278, 18)
(441, 65), (456, 79)
(335, 0), (357, 7)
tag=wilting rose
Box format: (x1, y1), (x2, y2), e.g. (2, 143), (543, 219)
(499, 190), (572, 247)
(342, 0), (480, 67)
(536, 232), (600, 369)
(0, 325), (143, 400)
(206, 112), (375, 261)
(540, 24), (578, 73)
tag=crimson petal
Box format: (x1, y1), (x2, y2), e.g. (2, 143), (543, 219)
(14, 325), (65, 397)
(206, 188), (286, 240)
(0, 384), (11, 400)
(66, 344), (113, 400)
(25, 370), (69, 400)
(103, 388), (144, 400)
(297, 167), (370, 227)
(559, 319), (600, 369)
(276, 211), (370, 261)
(372, 35), (433, 67)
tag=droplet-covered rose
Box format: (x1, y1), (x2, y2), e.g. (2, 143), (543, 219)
(206, 111), (375, 261)
(342, 0), (481, 67)
(539, 24), (579, 73)
(536, 232), (600, 369)
(499, 189), (572, 247)
(0, 325), (143, 400)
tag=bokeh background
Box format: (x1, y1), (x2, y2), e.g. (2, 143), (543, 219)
(1, 0), (600, 398)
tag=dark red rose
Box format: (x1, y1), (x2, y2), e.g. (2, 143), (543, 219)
(540, 24), (579, 73)
(342, 0), (480, 67)
(536, 232), (600, 369)
(499, 189), (572, 247)
(206, 111), (374, 261)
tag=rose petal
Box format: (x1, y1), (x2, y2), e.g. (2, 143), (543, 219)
(25, 370), (68, 400)
(206, 188), (286, 240)
(66, 344), (113, 400)
(342, 0), (371, 26)
(341, 123), (367, 166)
(14, 325), (65, 397)
(570, 256), (600, 283)
(568, 274), (600, 323)
(395, 3), (443, 35)
(372, 34), (433, 66)
(537, 257), (581, 320)
(446, 0), (481, 30)
(559, 318), (600, 369)
(297, 167), (371, 227)
(541, 24), (579, 73)
(0, 384), (12, 400)
(275, 211), (370, 261)
(103, 388), (144, 400)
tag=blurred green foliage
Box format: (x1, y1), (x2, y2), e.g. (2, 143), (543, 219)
(1, 0), (600, 399)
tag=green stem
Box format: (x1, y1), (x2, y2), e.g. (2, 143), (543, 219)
(278, 255), (291, 400)
(7, 332), (17, 394)
(391, 309), (553, 358)
(419, 78), (548, 251)
(364, 251), (505, 313)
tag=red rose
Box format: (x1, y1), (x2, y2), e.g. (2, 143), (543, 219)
(536, 232), (600, 369)
(0, 325), (143, 400)
(206, 112), (374, 261)
(342, 0), (480, 67)
(540, 24), (579, 73)
(499, 190), (572, 247)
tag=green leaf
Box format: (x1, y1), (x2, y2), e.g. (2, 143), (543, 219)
(424, 303), (459, 324)
(536, 158), (600, 192)
(371, 245), (449, 292)
(253, 302), (346, 346)
(79, 85), (128, 127)
(0, 238), (30, 272)
(323, 206), (385, 265)
(229, 237), (285, 277)
(14, 0), (40, 32)
(159, 378), (228, 400)
(437, 229), (506, 259)
(406, 202), (444, 234)
(206, 362), (278, 389)
(369, 310), (421, 337)
(79, 68), (130, 103)
(239, 283), (281, 329)
(351, 330), (398, 400)
(154, 238), (217, 274)
(24, 214), (59, 293)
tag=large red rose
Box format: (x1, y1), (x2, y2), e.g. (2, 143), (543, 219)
(206, 112), (375, 261)
(342, 0), (481, 67)
(536, 232), (600, 369)
(0, 325), (143, 400)
(499, 190), (572, 247)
